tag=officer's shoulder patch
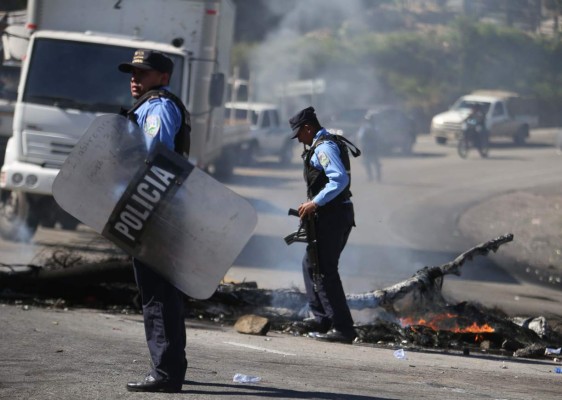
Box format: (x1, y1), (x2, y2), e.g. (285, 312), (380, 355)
(144, 114), (161, 137)
(318, 151), (330, 168)
(146, 97), (158, 104)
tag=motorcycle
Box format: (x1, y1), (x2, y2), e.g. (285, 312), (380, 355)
(458, 116), (489, 159)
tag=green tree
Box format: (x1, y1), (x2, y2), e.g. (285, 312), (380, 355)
(544, 0), (562, 35)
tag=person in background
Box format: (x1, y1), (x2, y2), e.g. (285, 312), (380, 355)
(356, 113), (382, 182)
(464, 103), (488, 151)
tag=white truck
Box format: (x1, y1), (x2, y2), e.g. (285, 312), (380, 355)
(430, 90), (539, 146)
(0, 0), (249, 242)
(225, 101), (294, 164)
(0, 9), (26, 171)
(0, 62), (19, 167)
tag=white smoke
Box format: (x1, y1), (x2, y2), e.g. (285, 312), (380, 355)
(249, 0), (383, 120)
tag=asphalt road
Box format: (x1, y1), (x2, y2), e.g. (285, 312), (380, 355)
(1, 303), (561, 400)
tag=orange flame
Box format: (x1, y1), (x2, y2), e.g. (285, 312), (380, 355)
(399, 313), (494, 337)
(451, 322), (494, 334)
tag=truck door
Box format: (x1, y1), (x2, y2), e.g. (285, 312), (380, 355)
(488, 101), (510, 137)
(261, 109), (285, 154)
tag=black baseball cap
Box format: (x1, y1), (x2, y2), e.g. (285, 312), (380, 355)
(118, 49), (174, 75)
(289, 106), (318, 138)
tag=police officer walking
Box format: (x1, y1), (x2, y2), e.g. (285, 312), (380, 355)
(118, 49), (190, 393)
(290, 106), (359, 344)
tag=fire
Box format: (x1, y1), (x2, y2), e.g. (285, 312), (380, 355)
(400, 313), (458, 331)
(451, 321), (494, 334)
(399, 313), (495, 335)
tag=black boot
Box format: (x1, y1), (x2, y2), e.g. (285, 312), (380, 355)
(126, 374), (182, 393)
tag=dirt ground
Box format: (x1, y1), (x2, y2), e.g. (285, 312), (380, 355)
(459, 183), (562, 286)
(453, 183), (562, 334)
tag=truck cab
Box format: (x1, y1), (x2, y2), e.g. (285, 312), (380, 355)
(225, 101), (294, 164)
(0, 63), (20, 167)
(431, 91), (538, 146)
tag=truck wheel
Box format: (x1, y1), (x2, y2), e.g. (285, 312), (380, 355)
(239, 142), (257, 166)
(279, 141), (294, 164)
(513, 126), (528, 146)
(401, 135), (415, 155)
(435, 137), (447, 145)
(213, 150), (235, 179)
(59, 213), (80, 231)
(0, 190), (39, 242)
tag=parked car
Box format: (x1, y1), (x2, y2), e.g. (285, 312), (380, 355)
(328, 106), (417, 154)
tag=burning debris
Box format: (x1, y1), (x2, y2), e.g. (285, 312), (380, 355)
(1, 234), (561, 359)
(188, 233), (561, 359)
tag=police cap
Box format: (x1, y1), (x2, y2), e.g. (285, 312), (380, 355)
(118, 49), (174, 75)
(289, 106), (318, 139)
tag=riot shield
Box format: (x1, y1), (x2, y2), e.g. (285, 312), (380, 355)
(52, 114), (257, 299)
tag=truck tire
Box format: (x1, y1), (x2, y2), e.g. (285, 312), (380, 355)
(401, 134), (415, 155)
(0, 190), (39, 242)
(513, 126), (528, 146)
(239, 141), (257, 166)
(213, 149), (235, 179)
(279, 140), (294, 164)
(59, 213), (80, 231)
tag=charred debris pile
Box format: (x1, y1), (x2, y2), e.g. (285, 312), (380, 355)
(1, 233), (561, 360)
(193, 234), (561, 360)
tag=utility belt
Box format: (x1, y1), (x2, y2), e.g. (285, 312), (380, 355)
(314, 198), (353, 215)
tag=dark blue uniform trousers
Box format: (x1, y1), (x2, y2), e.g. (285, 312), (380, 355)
(302, 203), (355, 336)
(133, 259), (187, 384)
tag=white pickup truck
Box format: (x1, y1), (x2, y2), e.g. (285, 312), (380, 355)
(431, 90), (538, 145)
(225, 101), (295, 164)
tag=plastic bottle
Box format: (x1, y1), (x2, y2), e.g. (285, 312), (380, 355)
(233, 373), (262, 383)
(554, 367), (562, 374)
(393, 349), (406, 359)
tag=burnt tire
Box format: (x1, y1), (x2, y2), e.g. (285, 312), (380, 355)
(0, 190), (39, 242)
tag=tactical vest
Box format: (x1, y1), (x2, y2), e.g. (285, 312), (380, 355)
(125, 88), (191, 156)
(303, 133), (361, 208)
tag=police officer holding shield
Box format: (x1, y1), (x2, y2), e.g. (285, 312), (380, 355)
(118, 49), (190, 393)
(290, 107), (358, 344)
